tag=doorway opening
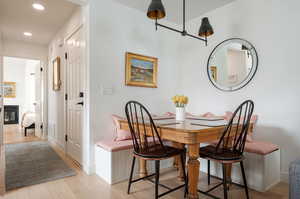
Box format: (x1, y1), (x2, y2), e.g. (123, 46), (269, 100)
(3, 56), (43, 144)
(0, 0), (88, 194)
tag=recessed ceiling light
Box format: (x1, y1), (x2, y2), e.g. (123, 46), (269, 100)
(24, 32), (33, 37)
(32, 3), (45, 11)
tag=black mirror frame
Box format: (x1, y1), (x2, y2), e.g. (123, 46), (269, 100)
(207, 38), (259, 92)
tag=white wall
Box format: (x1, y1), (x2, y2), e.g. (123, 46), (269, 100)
(48, 7), (83, 149)
(89, 0), (181, 172)
(56, 0), (299, 180)
(177, 0), (300, 181)
(0, 32), (3, 54)
(3, 57), (26, 121)
(24, 60), (37, 113)
(3, 57), (38, 122)
(2, 39), (47, 62)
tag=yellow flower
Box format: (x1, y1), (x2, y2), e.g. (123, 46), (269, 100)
(183, 96), (189, 104)
(177, 96), (181, 104)
(172, 95), (188, 107)
(172, 96), (176, 103)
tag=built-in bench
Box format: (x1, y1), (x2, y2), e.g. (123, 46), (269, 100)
(200, 141), (280, 192)
(95, 139), (280, 190)
(95, 139), (172, 184)
(95, 113), (280, 191)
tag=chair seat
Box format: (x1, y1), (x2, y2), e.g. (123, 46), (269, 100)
(134, 145), (185, 160)
(200, 145), (243, 162)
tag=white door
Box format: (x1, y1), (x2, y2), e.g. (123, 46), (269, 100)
(0, 53), (5, 194)
(34, 63), (43, 138)
(66, 27), (84, 164)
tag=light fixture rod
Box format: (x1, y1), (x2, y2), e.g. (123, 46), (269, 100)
(183, 0), (186, 32)
(186, 32), (206, 42)
(156, 22), (206, 42)
(152, 0), (210, 45)
(156, 22), (182, 34)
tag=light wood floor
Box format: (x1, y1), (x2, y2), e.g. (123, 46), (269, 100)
(0, 141), (289, 199)
(4, 125), (41, 144)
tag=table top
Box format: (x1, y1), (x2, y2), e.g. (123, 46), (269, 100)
(119, 116), (254, 144)
(120, 116), (230, 133)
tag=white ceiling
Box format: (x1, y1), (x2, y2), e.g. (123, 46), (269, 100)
(0, 0), (78, 46)
(113, 0), (236, 24)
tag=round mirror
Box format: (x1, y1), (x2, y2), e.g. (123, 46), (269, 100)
(207, 38), (258, 92)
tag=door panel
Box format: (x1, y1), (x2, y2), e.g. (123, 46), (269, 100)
(34, 63), (42, 138)
(0, 53), (5, 194)
(66, 27), (84, 164)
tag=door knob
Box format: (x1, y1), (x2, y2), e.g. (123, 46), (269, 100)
(77, 102), (84, 106)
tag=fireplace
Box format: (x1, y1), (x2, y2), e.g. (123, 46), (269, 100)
(4, 105), (19, 125)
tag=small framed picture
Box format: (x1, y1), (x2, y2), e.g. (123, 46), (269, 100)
(125, 52), (158, 88)
(3, 82), (16, 98)
(53, 57), (61, 91)
(210, 66), (217, 81)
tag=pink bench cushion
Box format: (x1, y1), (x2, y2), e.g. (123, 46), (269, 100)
(244, 141), (279, 155)
(206, 141), (279, 155)
(112, 115), (132, 141)
(97, 138), (163, 152)
(97, 139), (133, 152)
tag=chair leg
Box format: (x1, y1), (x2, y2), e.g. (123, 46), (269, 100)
(155, 160), (160, 199)
(127, 156), (136, 194)
(207, 159), (211, 185)
(222, 164), (228, 199)
(180, 153), (188, 198)
(240, 161), (250, 199)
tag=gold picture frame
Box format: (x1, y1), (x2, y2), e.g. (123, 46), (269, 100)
(125, 52), (158, 88)
(3, 82), (16, 98)
(210, 66), (217, 81)
(53, 57), (61, 91)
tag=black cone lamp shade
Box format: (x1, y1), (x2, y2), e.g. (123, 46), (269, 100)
(147, 0), (214, 45)
(199, 17), (214, 37)
(147, 0), (166, 20)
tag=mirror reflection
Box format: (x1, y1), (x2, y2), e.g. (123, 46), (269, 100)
(207, 38), (258, 91)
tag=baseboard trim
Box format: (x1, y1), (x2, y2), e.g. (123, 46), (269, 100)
(281, 172), (289, 183)
(83, 164), (94, 175)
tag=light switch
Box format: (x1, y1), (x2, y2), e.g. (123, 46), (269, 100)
(101, 87), (113, 95)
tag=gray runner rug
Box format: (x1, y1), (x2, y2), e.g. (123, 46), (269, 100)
(5, 141), (76, 191)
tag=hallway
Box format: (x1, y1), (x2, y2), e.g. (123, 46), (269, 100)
(4, 125), (41, 145)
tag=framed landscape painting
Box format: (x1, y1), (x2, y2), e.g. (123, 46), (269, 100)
(125, 52), (158, 88)
(53, 57), (61, 91)
(3, 82), (16, 98)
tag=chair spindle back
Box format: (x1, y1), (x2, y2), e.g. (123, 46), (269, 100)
(216, 100), (254, 155)
(125, 101), (166, 155)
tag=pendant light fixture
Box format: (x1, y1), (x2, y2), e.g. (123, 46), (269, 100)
(147, 0), (214, 46)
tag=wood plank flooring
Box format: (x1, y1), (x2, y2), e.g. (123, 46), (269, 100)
(0, 126), (289, 199)
(4, 125), (41, 144)
(1, 142), (289, 199)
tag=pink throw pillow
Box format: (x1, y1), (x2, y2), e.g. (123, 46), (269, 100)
(164, 112), (195, 117)
(112, 115), (132, 141)
(164, 112), (175, 116)
(201, 112), (217, 118)
(186, 112), (196, 117)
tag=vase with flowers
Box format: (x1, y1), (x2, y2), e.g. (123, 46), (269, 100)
(172, 95), (189, 121)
